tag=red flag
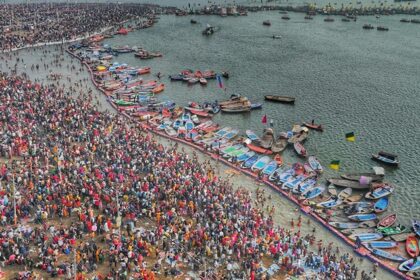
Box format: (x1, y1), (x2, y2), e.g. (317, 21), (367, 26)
(261, 114), (267, 124)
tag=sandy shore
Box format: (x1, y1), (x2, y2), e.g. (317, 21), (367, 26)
(0, 41), (397, 280)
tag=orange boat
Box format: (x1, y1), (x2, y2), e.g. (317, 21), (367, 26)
(152, 84), (165, 94)
(274, 154), (283, 165)
(194, 70), (203, 78)
(247, 143), (273, 155)
(406, 236), (419, 258)
(138, 67), (151, 75)
(190, 109), (212, 118)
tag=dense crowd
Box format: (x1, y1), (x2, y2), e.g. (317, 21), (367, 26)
(0, 3), (159, 51)
(0, 71), (377, 279)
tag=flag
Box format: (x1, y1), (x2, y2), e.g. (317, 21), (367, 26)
(329, 160), (340, 170)
(216, 74), (224, 89)
(261, 114), (267, 125)
(345, 132), (355, 142)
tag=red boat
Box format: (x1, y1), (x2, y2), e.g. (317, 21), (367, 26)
(294, 142), (307, 157)
(194, 70), (203, 78)
(247, 143), (273, 155)
(202, 124), (219, 133)
(190, 109), (212, 118)
(406, 236), (420, 258)
(303, 122), (324, 132)
(378, 213), (397, 228)
(138, 67), (151, 75)
(274, 154), (283, 166)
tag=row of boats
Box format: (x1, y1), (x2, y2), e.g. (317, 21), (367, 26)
(169, 69), (229, 86)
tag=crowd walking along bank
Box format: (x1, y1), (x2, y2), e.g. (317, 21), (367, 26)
(0, 2), (419, 280)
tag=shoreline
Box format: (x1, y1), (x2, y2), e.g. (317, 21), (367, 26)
(66, 45), (411, 280)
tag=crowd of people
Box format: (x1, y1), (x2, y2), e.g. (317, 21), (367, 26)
(0, 3), (160, 51)
(0, 69), (379, 280)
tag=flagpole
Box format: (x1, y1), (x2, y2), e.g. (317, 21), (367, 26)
(13, 172), (16, 226)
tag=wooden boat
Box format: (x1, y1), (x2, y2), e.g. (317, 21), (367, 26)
(223, 129), (239, 140)
(378, 213), (397, 228)
(348, 213), (377, 222)
(368, 248), (406, 262)
(271, 135), (288, 153)
(219, 95), (248, 106)
(264, 95), (295, 104)
(365, 184), (394, 199)
(221, 144), (243, 156)
(406, 236), (420, 258)
(288, 131), (308, 144)
(215, 127), (232, 138)
(185, 120), (194, 131)
(373, 197), (389, 213)
(225, 146), (249, 159)
(337, 188), (352, 201)
(329, 222), (360, 229)
(328, 184), (337, 196)
(190, 109), (212, 118)
(302, 122), (323, 132)
(413, 220), (420, 236)
(251, 156), (271, 172)
(246, 130), (260, 142)
(294, 142), (307, 157)
(308, 156), (323, 173)
(345, 194), (363, 203)
(371, 151), (399, 166)
(348, 232), (383, 242)
(260, 128), (274, 149)
(341, 173), (384, 182)
(342, 228), (376, 236)
(327, 178), (370, 190)
(363, 241), (398, 249)
(399, 257), (420, 272)
(391, 233), (412, 242)
(247, 143), (273, 155)
(221, 106), (251, 113)
(250, 103), (262, 110)
(278, 169), (296, 184)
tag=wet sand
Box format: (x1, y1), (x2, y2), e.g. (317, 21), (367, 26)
(0, 44), (396, 280)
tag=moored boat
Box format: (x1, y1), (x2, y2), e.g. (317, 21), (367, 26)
(378, 213), (397, 228)
(348, 232), (383, 242)
(308, 156), (323, 173)
(363, 241), (398, 249)
(373, 197), (389, 213)
(302, 122), (323, 132)
(399, 257), (420, 272)
(251, 156), (271, 172)
(264, 95), (295, 104)
(413, 220), (420, 236)
(371, 151), (399, 166)
(365, 183), (394, 199)
(294, 142), (307, 157)
(368, 247), (406, 262)
(327, 178), (370, 190)
(341, 172), (384, 182)
(348, 213), (377, 222)
(271, 134), (288, 153)
(260, 128), (275, 149)
(406, 236), (420, 258)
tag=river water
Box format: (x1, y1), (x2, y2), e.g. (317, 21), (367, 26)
(101, 12), (420, 225)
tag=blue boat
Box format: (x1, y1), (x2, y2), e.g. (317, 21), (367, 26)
(224, 129), (239, 140)
(365, 184), (394, 199)
(215, 127), (231, 138)
(329, 222), (360, 229)
(185, 120), (194, 131)
(283, 175), (306, 189)
(293, 178), (317, 194)
(278, 169), (295, 183)
(173, 119), (182, 130)
(302, 184), (326, 200)
(250, 103), (262, 110)
(317, 198), (342, 208)
(237, 151), (255, 162)
(262, 160), (278, 176)
(374, 197), (389, 213)
(369, 248), (407, 262)
(363, 241), (398, 249)
(399, 257), (420, 272)
(181, 113), (191, 121)
(246, 130), (260, 142)
(251, 156), (271, 172)
(170, 74), (185, 81)
(349, 232), (383, 242)
(413, 220), (420, 237)
(269, 167), (285, 182)
(348, 213), (377, 222)
(308, 156), (323, 173)
(241, 155), (260, 169)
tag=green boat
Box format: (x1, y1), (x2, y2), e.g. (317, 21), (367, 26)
(377, 225), (409, 236)
(114, 99), (137, 106)
(221, 144), (242, 155)
(226, 147), (249, 158)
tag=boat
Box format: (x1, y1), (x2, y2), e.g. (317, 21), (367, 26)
(251, 156), (271, 172)
(221, 106), (251, 113)
(185, 129), (200, 142)
(348, 232), (383, 242)
(407, 271), (420, 280)
(246, 130), (260, 142)
(165, 126), (177, 137)
(308, 156), (323, 173)
(359, 220), (378, 228)
(412, 220), (420, 236)
(341, 172), (384, 182)
(221, 144), (243, 156)
(260, 128), (275, 149)
(363, 241), (398, 249)
(378, 213), (397, 228)
(219, 95), (248, 106)
(294, 178), (316, 194)
(373, 197), (389, 213)
(328, 184), (337, 196)
(302, 184), (326, 200)
(344, 194), (363, 203)
(399, 257), (420, 272)
(263, 20), (271, 26)
(250, 103), (262, 110)
(284, 175), (307, 190)
(177, 126), (187, 138)
(271, 135), (288, 153)
(337, 188), (352, 201)
(269, 167), (285, 182)
(190, 109), (212, 118)
(225, 146), (249, 159)
(327, 178), (370, 190)
(391, 232), (413, 242)
(199, 78), (208, 85)
(329, 222), (360, 229)
(342, 228), (376, 236)
(317, 198), (342, 208)
(185, 120), (194, 131)
(262, 160), (278, 176)
(264, 95), (295, 104)
(371, 151), (399, 166)
(368, 248), (406, 262)
(400, 18), (411, 23)
(236, 151), (255, 163)
(406, 236), (420, 258)
(377, 26), (389, 31)
(215, 127), (232, 138)
(294, 142), (307, 157)
(223, 129), (239, 141)
(281, 15), (290, 20)
(190, 19), (197, 24)
(365, 183), (394, 199)
(363, 24), (374, 30)
(278, 169), (295, 183)
(302, 122), (323, 132)
(342, 18), (351, 22)
(241, 155), (260, 169)
(288, 129), (308, 144)
(348, 213), (377, 222)
(191, 115), (200, 124)
(378, 225), (409, 236)
(304, 15), (313, 20)
(324, 17), (334, 22)
(247, 143), (273, 155)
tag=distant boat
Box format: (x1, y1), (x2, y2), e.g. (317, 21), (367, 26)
(190, 19), (197, 24)
(302, 122), (323, 132)
(264, 95), (295, 104)
(304, 15), (313, 20)
(377, 26), (389, 31)
(363, 24), (375, 30)
(342, 18), (351, 22)
(281, 15), (291, 20)
(324, 17), (335, 22)
(263, 20), (271, 26)
(372, 151), (399, 166)
(400, 18), (411, 23)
